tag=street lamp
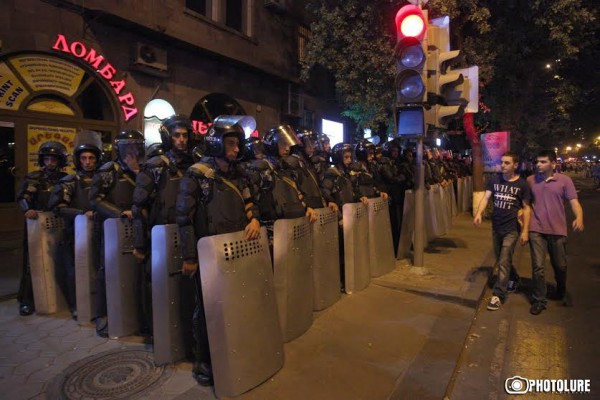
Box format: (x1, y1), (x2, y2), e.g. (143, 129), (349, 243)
(566, 146), (572, 151)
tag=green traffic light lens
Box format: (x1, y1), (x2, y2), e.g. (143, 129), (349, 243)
(400, 44), (425, 68)
(399, 72), (425, 99)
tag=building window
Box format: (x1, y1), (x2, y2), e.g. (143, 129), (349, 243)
(186, 0), (208, 16)
(298, 25), (310, 63)
(225, 0), (243, 32)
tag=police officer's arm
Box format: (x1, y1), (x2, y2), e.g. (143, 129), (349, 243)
(89, 164), (123, 219)
(241, 183), (261, 240)
(321, 169), (339, 210)
(176, 172), (200, 276)
(132, 165), (159, 257)
(17, 172), (41, 219)
(49, 175), (84, 218)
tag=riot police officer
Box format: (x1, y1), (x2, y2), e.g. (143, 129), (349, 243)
(48, 133), (103, 318)
(353, 140), (388, 203)
(16, 141), (68, 316)
(131, 115), (195, 334)
(133, 115), (194, 259)
(90, 130), (145, 337)
(176, 115), (261, 386)
(257, 125), (318, 224)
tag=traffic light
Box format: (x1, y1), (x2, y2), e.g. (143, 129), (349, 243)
(394, 5), (428, 105)
(425, 16), (467, 128)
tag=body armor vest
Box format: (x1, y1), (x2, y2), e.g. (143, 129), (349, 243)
(270, 169), (306, 220)
(205, 178), (248, 236)
(332, 168), (355, 205)
(72, 175), (93, 211)
(107, 171), (136, 210)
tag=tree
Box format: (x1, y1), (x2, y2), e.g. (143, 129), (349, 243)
(301, 0), (598, 157)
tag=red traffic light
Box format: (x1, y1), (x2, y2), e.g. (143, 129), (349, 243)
(395, 5), (426, 42)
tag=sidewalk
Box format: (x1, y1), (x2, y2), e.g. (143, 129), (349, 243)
(0, 212), (495, 400)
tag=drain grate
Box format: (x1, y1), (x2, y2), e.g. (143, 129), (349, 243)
(47, 349), (173, 399)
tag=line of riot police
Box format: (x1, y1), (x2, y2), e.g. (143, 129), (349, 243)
(16, 113), (472, 391)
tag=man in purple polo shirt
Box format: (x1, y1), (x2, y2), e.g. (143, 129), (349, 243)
(527, 150), (584, 315)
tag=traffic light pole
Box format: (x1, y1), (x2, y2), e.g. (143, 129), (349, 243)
(413, 131), (426, 268)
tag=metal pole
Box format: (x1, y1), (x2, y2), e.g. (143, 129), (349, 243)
(413, 134), (425, 268)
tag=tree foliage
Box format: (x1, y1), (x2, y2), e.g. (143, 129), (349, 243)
(301, 0), (598, 153)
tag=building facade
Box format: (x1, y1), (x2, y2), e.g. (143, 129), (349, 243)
(0, 0), (342, 220)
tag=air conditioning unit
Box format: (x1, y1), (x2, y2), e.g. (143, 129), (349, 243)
(134, 43), (167, 71)
(264, 0), (287, 12)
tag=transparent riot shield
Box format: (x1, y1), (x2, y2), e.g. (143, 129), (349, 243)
(368, 198), (395, 277)
(104, 218), (139, 338)
(26, 211), (68, 314)
(444, 184), (454, 229)
(197, 227), (283, 398)
(438, 185), (451, 233)
(273, 216), (314, 342)
(151, 224), (185, 366)
(74, 214), (97, 326)
(457, 178), (464, 213)
(397, 190), (415, 260)
(432, 184), (447, 236)
(425, 188), (437, 241)
(342, 203), (370, 294)
(311, 208), (340, 311)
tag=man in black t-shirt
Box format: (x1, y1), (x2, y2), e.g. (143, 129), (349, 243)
(474, 152), (531, 311)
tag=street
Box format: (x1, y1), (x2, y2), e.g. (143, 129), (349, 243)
(449, 173), (600, 399)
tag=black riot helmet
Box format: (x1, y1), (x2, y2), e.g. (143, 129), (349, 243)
(315, 133), (331, 153)
(354, 140), (376, 162)
(146, 142), (165, 159)
(73, 130), (103, 171)
(115, 129), (145, 162)
(38, 141), (68, 168)
(331, 143), (355, 166)
(244, 137), (267, 160)
(204, 115), (255, 159)
(159, 114), (193, 152)
(296, 128), (318, 148)
(263, 125), (302, 156)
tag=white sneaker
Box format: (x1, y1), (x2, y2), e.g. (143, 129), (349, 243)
(487, 296), (501, 311)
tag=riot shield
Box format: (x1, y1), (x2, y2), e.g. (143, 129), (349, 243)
(342, 203), (370, 294)
(197, 227), (283, 398)
(457, 178), (464, 213)
(104, 218), (139, 338)
(368, 198), (395, 277)
(438, 185), (451, 233)
(151, 224), (186, 366)
(397, 190), (415, 260)
(26, 211), (68, 314)
(425, 188), (437, 241)
(443, 184), (454, 229)
(74, 214), (97, 326)
(432, 184), (447, 236)
(273, 216), (314, 342)
(311, 208), (340, 311)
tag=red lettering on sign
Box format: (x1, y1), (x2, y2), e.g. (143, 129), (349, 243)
(70, 42), (86, 58)
(110, 80), (126, 95)
(192, 120), (212, 135)
(84, 49), (105, 69)
(98, 63), (116, 80)
(122, 106), (138, 122)
(51, 34), (139, 122)
(51, 34), (70, 53)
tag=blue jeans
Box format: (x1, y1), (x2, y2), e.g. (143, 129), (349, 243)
(492, 231), (519, 301)
(529, 232), (568, 305)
